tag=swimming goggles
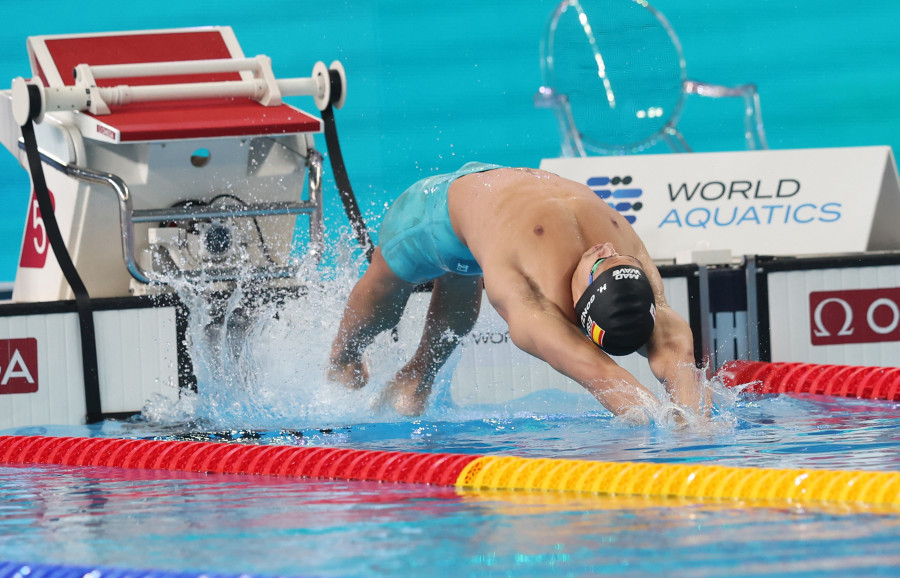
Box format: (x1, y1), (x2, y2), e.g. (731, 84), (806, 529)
(588, 257), (608, 284)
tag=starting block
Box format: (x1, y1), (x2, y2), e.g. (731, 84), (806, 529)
(0, 27), (348, 428)
(2, 26), (346, 301)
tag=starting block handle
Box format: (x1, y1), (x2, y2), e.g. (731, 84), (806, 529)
(10, 58), (346, 124)
(83, 56), (267, 80)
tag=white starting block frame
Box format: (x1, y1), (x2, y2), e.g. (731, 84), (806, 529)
(15, 55), (342, 120)
(1, 26), (346, 301)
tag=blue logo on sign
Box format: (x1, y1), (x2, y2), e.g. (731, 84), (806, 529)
(587, 176), (642, 224)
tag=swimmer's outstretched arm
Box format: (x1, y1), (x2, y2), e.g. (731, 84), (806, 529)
(645, 305), (710, 417)
(489, 279), (661, 421)
(637, 249), (710, 418)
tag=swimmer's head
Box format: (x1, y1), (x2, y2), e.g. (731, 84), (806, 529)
(571, 244), (656, 356)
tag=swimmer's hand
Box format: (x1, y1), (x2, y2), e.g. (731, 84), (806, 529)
(619, 404), (688, 428)
(617, 401), (710, 429)
(664, 404), (718, 429)
(664, 405), (689, 428)
(327, 357), (369, 390)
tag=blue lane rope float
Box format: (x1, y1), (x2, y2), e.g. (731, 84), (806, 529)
(0, 561), (297, 578)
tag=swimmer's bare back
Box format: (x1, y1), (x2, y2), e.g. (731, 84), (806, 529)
(447, 167), (658, 313)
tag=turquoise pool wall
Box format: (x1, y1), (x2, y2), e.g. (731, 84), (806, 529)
(0, 0), (897, 278)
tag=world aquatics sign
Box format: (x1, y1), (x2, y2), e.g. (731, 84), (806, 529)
(541, 147), (900, 262)
(660, 178), (840, 229)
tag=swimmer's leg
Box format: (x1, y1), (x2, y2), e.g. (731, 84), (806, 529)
(386, 273), (482, 415)
(329, 247), (415, 389)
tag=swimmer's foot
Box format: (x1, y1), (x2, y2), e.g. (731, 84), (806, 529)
(383, 365), (431, 416)
(327, 356), (369, 390)
(390, 390), (427, 416)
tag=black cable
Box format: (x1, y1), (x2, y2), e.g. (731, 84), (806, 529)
(321, 69), (374, 262)
(20, 84), (102, 423)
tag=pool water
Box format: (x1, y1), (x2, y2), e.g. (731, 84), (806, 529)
(2, 200), (898, 577)
(2, 393), (899, 577)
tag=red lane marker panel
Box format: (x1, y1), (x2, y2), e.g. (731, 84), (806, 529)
(0, 436), (480, 487)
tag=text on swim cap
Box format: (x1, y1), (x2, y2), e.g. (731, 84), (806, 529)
(580, 284), (606, 325)
(612, 268), (642, 281)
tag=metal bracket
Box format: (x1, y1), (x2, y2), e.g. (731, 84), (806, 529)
(22, 142), (324, 285)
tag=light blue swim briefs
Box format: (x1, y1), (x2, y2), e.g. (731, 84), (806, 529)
(379, 162), (503, 284)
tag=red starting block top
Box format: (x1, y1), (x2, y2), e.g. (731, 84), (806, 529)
(28, 27), (322, 142)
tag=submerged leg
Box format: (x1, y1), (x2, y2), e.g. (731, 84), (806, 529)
(329, 248), (415, 389)
(386, 273), (483, 415)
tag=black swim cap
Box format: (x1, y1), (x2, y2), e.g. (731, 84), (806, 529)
(575, 264), (656, 356)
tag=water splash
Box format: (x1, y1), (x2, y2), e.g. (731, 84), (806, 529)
(143, 224), (511, 431)
(601, 363), (741, 433)
(142, 229), (402, 430)
(140, 229), (742, 433)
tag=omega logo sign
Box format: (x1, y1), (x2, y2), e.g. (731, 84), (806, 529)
(809, 288), (900, 346)
(0, 338), (39, 394)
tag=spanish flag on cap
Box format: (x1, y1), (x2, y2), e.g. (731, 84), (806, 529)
(589, 321), (605, 347)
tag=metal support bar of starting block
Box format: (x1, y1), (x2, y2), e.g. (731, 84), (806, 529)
(24, 144), (324, 285)
(132, 201), (318, 223)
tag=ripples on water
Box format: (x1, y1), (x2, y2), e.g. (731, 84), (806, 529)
(2, 459), (899, 577)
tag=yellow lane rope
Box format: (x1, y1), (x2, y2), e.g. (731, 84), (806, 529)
(456, 456), (900, 506)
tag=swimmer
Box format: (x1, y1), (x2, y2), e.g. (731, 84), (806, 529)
(329, 163), (707, 421)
